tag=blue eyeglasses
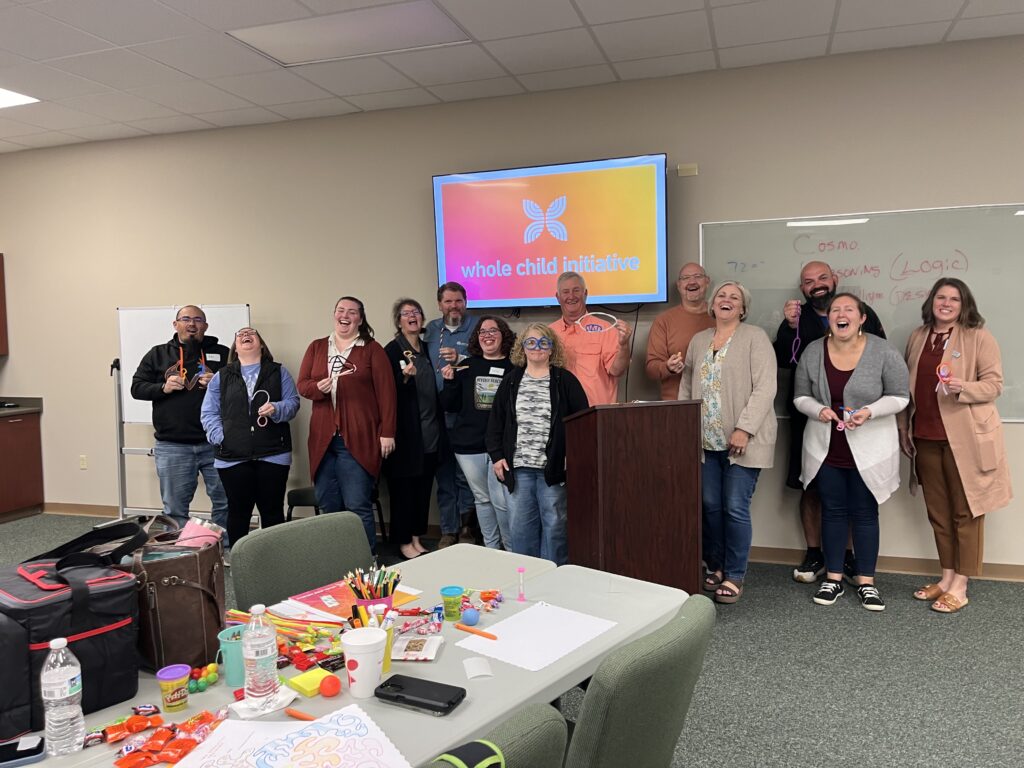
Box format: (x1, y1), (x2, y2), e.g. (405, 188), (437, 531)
(522, 337), (553, 351)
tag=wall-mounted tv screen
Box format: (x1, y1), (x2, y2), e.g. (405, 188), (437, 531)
(433, 154), (667, 308)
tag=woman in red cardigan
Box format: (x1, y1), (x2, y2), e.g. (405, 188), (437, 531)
(298, 296), (396, 552)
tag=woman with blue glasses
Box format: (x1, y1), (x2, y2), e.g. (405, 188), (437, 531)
(486, 323), (589, 564)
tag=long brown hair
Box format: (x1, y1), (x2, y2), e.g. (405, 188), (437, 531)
(467, 316), (515, 358)
(920, 278), (984, 329)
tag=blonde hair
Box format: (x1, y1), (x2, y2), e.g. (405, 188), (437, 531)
(708, 280), (752, 321)
(510, 323), (566, 368)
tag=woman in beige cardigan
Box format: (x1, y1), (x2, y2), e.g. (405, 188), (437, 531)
(679, 281), (777, 604)
(898, 278), (1011, 614)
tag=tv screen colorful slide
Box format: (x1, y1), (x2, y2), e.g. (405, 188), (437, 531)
(433, 154), (667, 308)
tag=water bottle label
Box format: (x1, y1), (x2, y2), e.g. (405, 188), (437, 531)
(248, 645), (275, 659)
(42, 673), (81, 700)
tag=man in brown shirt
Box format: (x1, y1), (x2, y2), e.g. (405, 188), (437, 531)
(645, 263), (715, 400)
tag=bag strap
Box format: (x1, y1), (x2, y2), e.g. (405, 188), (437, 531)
(25, 521), (149, 566)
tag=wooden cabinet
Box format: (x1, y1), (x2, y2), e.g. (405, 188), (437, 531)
(0, 412), (43, 514)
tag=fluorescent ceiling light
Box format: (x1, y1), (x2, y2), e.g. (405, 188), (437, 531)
(786, 218), (870, 227)
(0, 87), (38, 109)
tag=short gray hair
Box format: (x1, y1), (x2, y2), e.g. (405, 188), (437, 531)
(708, 280), (752, 321)
(556, 271), (586, 291)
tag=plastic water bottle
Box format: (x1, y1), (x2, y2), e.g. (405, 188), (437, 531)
(242, 604), (279, 711)
(41, 638), (85, 756)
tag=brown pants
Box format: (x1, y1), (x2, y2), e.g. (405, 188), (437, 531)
(914, 438), (984, 576)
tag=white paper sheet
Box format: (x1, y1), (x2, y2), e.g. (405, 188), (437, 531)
(455, 602), (616, 672)
(176, 721), (301, 768)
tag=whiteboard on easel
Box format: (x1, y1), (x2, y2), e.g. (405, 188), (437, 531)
(118, 304), (251, 425)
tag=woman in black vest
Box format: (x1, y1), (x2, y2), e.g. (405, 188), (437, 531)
(201, 327), (301, 547)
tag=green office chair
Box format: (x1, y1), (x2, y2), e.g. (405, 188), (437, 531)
(231, 511), (373, 610)
(563, 594), (716, 768)
(432, 703), (567, 768)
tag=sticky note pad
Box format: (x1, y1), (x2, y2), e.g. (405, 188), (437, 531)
(286, 667), (332, 697)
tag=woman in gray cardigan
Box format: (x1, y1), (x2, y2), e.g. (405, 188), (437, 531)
(794, 293), (909, 611)
(679, 281), (777, 604)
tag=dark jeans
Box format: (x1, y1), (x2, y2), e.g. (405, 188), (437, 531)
(701, 450), (761, 584)
(216, 461), (289, 547)
(435, 447), (474, 535)
(314, 434), (376, 552)
(816, 463), (879, 577)
(387, 453), (439, 546)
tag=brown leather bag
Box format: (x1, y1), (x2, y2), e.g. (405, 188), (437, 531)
(123, 529), (225, 672)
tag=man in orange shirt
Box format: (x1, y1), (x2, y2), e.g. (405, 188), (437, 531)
(548, 271), (631, 406)
(645, 262), (715, 400)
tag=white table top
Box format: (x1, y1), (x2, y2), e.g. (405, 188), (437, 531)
(42, 547), (687, 767)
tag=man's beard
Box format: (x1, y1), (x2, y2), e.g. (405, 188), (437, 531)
(807, 288), (835, 312)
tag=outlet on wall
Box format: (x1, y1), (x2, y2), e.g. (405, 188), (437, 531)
(79, 454), (88, 470)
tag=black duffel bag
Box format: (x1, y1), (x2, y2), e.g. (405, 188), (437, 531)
(0, 522), (147, 741)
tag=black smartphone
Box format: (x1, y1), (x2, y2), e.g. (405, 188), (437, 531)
(0, 737), (45, 767)
(374, 674), (466, 716)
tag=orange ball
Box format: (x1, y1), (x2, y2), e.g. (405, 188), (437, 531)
(320, 674), (341, 698)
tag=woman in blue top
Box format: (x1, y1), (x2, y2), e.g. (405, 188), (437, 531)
(201, 327), (300, 547)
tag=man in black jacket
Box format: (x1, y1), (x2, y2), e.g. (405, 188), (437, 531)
(774, 262), (886, 583)
(131, 305), (230, 539)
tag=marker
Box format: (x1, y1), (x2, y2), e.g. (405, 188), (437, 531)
(455, 623), (497, 641)
(285, 708), (316, 721)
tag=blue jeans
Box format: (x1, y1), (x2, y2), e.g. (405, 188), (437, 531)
(701, 450), (761, 584)
(816, 463), (879, 577)
(314, 435), (377, 552)
(455, 453), (511, 549)
(507, 468), (567, 565)
(154, 441), (229, 544)
(436, 418), (474, 535)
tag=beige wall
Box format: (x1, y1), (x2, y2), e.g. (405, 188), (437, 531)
(0, 36), (1021, 564)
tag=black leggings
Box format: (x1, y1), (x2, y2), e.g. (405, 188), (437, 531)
(217, 461), (290, 547)
(386, 453), (438, 546)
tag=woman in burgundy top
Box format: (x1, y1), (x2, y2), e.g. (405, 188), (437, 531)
(297, 296), (396, 553)
(898, 279), (1011, 613)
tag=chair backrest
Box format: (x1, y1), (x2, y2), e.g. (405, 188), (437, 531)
(432, 703), (567, 768)
(563, 594), (716, 768)
(231, 512), (373, 610)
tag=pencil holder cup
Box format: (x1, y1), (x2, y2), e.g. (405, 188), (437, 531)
(355, 595), (394, 616)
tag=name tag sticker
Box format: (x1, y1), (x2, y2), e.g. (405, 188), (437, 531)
(206, 353), (222, 362)
(489, 367), (505, 376)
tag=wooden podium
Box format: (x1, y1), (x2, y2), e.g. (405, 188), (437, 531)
(564, 400), (702, 595)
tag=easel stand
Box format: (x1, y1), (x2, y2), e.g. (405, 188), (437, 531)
(110, 358), (162, 521)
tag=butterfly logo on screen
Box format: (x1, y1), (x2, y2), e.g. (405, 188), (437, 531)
(523, 196), (568, 244)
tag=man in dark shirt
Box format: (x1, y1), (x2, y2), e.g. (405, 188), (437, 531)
(773, 262), (885, 583)
(131, 305), (230, 540)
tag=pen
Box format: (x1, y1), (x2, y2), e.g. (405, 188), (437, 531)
(285, 708), (316, 721)
(455, 623), (497, 640)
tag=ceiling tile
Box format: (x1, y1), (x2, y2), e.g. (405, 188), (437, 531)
(265, 98), (359, 118)
(0, 115), (40, 137)
(126, 115), (213, 133)
(209, 70), (334, 105)
(593, 10), (711, 61)
(300, 0), (398, 11)
(964, 0), (1024, 17)
(832, 22), (949, 54)
(5, 130), (81, 147)
(836, 0), (962, 32)
(345, 87), (439, 110)
(131, 34), (278, 80)
(129, 80), (253, 113)
(50, 49), (191, 90)
(948, 12), (1024, 39)
(291, 57), (416, 96)
(709, 0), (760, 5)
(59, 91), (180, 121)
(0, 48), (29, 68)
(1, 100), (108, 129)
(63, 122), (148, 140)
(0, 139), (27, 152)
(719, 35), (828, 68)
(614, 50), (716, 80)
(429, 76), (523, 101)
(156, 0), (311, 32)
(519, 64), (616, 91)
(713, 0), (836, 48)
(384, 44), (507, 86)
(230, 2), (466, 66)
(0, 62), (109, 100)
(485, 28), (605, 75)
(575, 0), (703, 25)
(436, 0), (582, 41)
(194, 106), (288, 126)
(32, 0), (205, 46)
(0, 6), (112, 60)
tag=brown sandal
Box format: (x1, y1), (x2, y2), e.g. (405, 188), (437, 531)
(714, 581), (742, 604)
(703, 571), (723, 592)
(914, 583), (944, 602)
(931, 593), (969, 614)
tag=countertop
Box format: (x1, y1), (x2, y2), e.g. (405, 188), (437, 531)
(0, 396), (42, 417)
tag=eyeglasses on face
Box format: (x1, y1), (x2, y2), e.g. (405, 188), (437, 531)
(678, 273), (707, 281)
(478, 328), (501, 337)
(176, 316), (207, 325)
(235, 329), (257, 339)
(522, 336), (553, 351)
(399, 310), (422, 318)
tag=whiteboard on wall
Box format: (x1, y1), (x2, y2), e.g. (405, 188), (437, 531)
(118, 304), (251, 425)
(701, 204), (1022, 419)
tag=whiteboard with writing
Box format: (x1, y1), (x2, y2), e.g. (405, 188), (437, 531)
(118, 304), (251, 425)
(701, 204), (1022, 419)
